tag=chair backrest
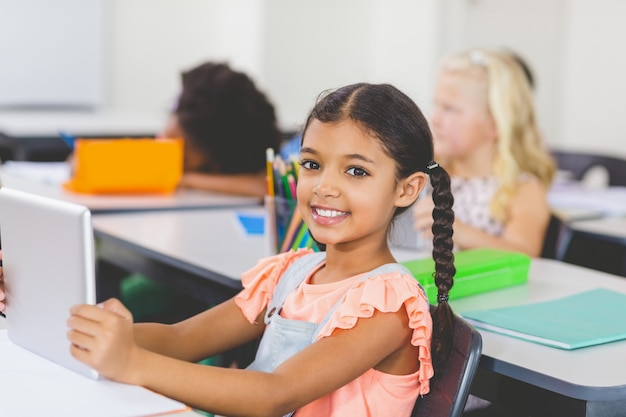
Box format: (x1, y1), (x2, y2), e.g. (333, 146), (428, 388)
(540, 213), (569, 260)
(411, 307), (483, 417)
(551, 150), (626, 187)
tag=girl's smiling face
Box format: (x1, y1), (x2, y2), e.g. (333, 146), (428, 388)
(297, 119), (406, 251)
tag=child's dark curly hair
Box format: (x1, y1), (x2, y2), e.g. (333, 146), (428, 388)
(175, 62), (281, 174)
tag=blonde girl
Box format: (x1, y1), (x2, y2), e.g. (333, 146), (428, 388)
(414, 48), (556, 256)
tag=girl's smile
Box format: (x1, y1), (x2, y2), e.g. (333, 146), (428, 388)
(310, 205), (350, 225)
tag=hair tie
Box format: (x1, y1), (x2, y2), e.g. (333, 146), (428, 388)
(470, 50), (487, 67)
(426, 161), (439, 172)
(437, 293), (449, 303)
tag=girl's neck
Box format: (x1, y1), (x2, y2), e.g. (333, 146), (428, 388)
(312, 244), (395, 285)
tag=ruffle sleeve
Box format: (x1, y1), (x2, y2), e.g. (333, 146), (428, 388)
(316, 272), (434, 395)
(234, 248), (314, 324)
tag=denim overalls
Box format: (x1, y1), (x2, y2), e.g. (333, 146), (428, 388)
(246, 252), (417, 417)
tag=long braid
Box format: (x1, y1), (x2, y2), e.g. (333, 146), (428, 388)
(428, 163), (456, 369)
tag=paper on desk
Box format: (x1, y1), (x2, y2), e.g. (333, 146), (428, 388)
(0, 330), (188, 417)
(462, 288), (626, 350)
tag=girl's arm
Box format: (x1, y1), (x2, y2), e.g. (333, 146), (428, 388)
(179, 171), (266, 198)
(131, 298), (265, 362)
(414, 181), (550, 257)
(453, 180), (551, 256)
(68, 300), (413, 417)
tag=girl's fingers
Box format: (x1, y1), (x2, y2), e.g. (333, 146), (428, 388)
(67, 327), (96, 351)
(70, 303), (109, 322)
(70, 298), (130, 324)
(67, 314), (105, 338)
(100, 298), (133, 321)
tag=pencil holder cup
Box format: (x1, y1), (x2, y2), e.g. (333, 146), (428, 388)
(265, 195), (317, 255)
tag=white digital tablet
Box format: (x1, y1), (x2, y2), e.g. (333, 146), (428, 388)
(0, 187), (99, 379)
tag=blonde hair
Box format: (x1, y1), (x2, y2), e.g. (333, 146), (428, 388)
(438, 48), (556, 221)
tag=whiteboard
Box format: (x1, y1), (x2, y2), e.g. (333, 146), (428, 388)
(0, 0), (106, 109)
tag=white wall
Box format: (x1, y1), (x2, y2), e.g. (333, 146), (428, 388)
(32, 0), (622, 155)
(560, 0), (626, 156)
(0, 0), (106, 109)
(108, 0), (264, 119)
(260, 0), (440, 130)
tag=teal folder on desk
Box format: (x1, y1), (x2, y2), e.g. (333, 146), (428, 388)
(462, 288), (626, 350)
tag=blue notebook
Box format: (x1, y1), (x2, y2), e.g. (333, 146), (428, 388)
(462, 288), (626, 350)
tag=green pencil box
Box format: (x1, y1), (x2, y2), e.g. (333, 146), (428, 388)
(401, 248), (531, 304)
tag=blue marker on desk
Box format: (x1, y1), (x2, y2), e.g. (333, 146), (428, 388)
(58, 131), (76, 151)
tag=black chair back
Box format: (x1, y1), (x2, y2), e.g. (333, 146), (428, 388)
(411, 307), (482, 417)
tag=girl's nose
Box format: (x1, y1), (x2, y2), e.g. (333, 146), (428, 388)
(313, 172), (340, 198)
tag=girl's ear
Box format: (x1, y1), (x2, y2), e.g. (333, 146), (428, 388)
(395, 172), (427, 208)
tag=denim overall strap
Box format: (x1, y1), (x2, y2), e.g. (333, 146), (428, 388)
(313, 262), (417, 342)
(246, 252), (327, 372)
(263, 252), (327, 324)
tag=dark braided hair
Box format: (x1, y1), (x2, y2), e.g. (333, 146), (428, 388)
(175, 62), (281, 174)
(428, 165), (456, 368)
(302, 83), (456, 368)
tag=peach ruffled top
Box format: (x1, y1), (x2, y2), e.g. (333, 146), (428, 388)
(234, 249), (434, 417)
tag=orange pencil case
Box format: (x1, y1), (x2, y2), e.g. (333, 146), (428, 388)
(63, 138), (183, 194)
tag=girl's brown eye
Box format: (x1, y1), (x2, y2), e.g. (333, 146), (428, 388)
(347, 167), (368, 177)
(300, 160), (320, 170)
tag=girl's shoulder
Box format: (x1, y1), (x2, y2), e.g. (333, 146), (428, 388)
(317, 268), (434, 393)
(235, 248), (315, 322)
(318, 267), (432, 339)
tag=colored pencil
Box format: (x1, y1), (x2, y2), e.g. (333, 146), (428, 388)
(266, 148), (275, 197)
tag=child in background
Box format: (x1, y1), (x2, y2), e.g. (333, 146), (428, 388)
(119, 62), (283, 326)
(66, 83), (457, 417)
(413, 48), (556, 257)
(162, 62), (282, 197)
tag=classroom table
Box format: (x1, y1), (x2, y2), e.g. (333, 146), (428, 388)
(0, 167), (262, 213)
(448, 260), (626, 417)
(93, 207), (268, 304)
(0, 316), (205, 417)
(548, 183), (626, 219)
(0, 110), (163, 161)
(92, 208), (626, 417)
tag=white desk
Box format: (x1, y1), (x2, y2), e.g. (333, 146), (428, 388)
(92, 209), (626, 416)
(567, 216), (626, 242)
(448, 260), (626, 415)
(0, 168), (261, 213)
(93, 208), (268, 304)
(0, 111), (163, 138)
(391, 248), (626, 416)
(0, 317), (204, 417)
(548, 183), (626, 219)
(0, 111), (164, 161)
